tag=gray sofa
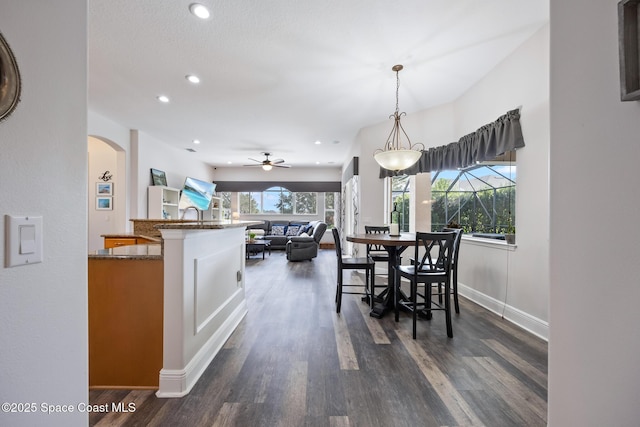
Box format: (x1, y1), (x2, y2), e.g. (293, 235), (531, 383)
(286, 221), (327, 261)
(247, 220), (314, 250)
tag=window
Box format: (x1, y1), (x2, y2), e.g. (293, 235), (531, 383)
(238, 187), (317, 215)
(324, 191), (339, 228)
(391, 175), (411, 232)
(431, 162), (516, 235)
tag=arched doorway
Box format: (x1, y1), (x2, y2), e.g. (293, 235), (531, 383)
(87, 136), (127, 251)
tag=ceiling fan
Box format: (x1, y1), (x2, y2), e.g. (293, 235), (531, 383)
(244, 152), (291, 170)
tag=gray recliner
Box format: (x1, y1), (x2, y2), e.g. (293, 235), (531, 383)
(286, 221), (327, 261)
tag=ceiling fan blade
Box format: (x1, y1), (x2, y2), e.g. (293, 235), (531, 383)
(272, 159), (285, 164)
(274, 164), (291, 168)
(242, 164), (263, 167)
(247, 158), (262, 163)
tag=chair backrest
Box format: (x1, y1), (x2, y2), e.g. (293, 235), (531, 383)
(364, 225), (389, 255)
(442, 227), (463, 265)
(414, 231), (455, 274)
(332, 228), (343, 266)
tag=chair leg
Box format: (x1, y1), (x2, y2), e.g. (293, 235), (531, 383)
(453, 269), (460, 314)
(336, 271), (343, 313)
(412, 279), (418, 339)
(445, 280), (453, 338)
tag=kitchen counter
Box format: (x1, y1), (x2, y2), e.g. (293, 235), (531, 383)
(89, 243), (162, 260)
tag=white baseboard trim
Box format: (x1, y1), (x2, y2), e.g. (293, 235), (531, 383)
(156, 300), (248, 398)
(459, 283), (548, 341)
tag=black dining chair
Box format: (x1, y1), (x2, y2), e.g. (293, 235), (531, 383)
(332, 228), (375, 314)
(364, 225), (391, 303)
(396, 231), (456, 339)
(442, 227), (463, 313)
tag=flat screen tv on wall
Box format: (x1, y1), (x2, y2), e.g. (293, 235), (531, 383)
(178, 177), (216, 212)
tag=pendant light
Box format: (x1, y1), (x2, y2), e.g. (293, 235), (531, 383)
(374, 65), (424, 171)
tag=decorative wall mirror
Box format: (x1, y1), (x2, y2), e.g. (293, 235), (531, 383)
(0, 32), (21, 121)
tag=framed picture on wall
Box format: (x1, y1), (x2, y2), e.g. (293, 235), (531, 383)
(151, 168), (168, 186)
(96, 197), (112, 210)
(96, 182), (113, 196)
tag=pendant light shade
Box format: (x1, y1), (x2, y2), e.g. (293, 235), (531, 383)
(374, 65), (424, 171)
(374, 149), (423, 171)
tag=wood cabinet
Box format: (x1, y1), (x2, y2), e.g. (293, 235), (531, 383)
(88, 258), (163, 389)
(104, 238), (137, 249)
(104, 236), (156, 249)
(148, 185), (180, 219)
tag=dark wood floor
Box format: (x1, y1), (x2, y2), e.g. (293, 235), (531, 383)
(89, 249), (547, 426)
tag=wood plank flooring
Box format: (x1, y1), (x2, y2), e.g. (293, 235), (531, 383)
(89, 249), (547, 426)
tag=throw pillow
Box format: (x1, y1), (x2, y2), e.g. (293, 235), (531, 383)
(286, 225), (301, 236)
(299, 232), (310, 237)
(271, 225), (287, 236)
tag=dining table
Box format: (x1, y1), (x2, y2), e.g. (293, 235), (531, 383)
(346, 232), (416, 319)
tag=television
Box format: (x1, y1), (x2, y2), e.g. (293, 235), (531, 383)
(178, 177), (216, 212)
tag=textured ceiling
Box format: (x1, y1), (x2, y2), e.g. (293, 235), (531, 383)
(88, 0), (548, 168)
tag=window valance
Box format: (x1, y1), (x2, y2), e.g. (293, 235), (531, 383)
(379, 108), (525, 178)
(215, 181), (341, 193)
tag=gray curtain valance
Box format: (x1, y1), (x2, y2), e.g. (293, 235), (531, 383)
(380, 108), (525, 178)
(215, 181), (341, 193)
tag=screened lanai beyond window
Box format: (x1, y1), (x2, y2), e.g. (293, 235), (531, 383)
(431, 161), (516, 237)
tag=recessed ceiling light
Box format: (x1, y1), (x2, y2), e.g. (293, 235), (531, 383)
(314, 140), (322, 145)
(186, 74), (200, 84)
(193, 139), (200, 144)
(227, 161), (232, 164)
(315, 161), (320, 165)
(157, 95), (170, 103)
(189, 3), (210, 19)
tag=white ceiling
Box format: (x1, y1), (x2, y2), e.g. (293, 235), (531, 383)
(88, 0), (548, 169)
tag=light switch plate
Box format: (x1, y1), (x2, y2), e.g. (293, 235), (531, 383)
(5, 215), (43, 267)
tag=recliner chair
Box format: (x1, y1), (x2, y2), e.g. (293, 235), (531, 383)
(286, 221), (327, 261)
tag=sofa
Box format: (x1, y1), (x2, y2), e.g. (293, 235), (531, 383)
(246, 220), (314, 250)
(286, 221), (327, 261)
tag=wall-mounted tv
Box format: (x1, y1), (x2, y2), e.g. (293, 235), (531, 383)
(178, 177), (216, 212)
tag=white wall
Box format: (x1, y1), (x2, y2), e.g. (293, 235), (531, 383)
(548, 0), (640, 425)
(130, 130), (217, 219)
(0, 1), (88, 426)
(87, 137), (127, 251)
(454, 24), (550, 332)
(213, 165), (341, 182)
(88, 110), (132, 238)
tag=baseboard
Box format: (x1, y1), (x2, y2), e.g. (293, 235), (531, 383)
(156, 300), (248, 398)
(459, 283), (548, 341)
(319, 243), (335, 249)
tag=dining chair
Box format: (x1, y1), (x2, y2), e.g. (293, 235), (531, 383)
(364, 225), (391, 304)
(332, 228), (375, 314)
(442, 227), (463, 313)
(396, 231), (456, 338)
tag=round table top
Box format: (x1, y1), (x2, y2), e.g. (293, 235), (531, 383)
(346, 232), (417, 246)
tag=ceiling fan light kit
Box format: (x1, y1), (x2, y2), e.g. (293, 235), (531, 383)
(374, 64), (424, 172)
(244, 152), (291, 171)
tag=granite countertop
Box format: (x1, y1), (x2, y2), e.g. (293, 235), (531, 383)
(154, 220), (262, 230)
(89, 243), (163, 260)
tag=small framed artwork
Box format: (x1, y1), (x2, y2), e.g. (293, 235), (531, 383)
(151, 168), (168, 186)
(96, 197), (112, 210)
(96, 182), (113, 196)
